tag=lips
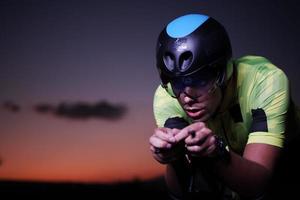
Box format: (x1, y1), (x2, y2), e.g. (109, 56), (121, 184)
(185, 108), (204, 118)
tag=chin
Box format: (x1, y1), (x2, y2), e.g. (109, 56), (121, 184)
(187, 112), (210, 122)
(192, 115), (210, 122)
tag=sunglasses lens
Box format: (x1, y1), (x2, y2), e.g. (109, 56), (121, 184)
(170, 73), (218, 97)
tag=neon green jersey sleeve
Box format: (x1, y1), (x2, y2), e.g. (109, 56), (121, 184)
(153, 85), (188, 127)
(243, 57), (290, 147)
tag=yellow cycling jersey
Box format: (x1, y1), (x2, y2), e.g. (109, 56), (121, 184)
(153, 55), (289, 154)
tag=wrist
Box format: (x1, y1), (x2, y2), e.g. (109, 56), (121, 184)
(213, 135), (231, 163)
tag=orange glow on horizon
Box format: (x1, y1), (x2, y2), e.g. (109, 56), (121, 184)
(0, 162), (164, 183)
(0, 103), (165, 183)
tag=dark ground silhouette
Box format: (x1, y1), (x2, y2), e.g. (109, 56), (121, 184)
(1, 154), (300, 200)
(0, 176), (169, 200)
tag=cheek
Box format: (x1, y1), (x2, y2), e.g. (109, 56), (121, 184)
(177, 96), (185, 106)
(206, 90), (222, 110)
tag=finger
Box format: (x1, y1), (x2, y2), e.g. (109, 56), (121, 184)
(159, 127), (177, 138)
(155, 127), (172, 135)
(150, 145), (156, 153)
(186, 122), (205, 132)
(201, 135), (217, 157)
(198, 134), (215, 150)
(149, 135), (172, 149)
(155, 129), (176, 143)
(208, 134), (216, 146)
(185, 134), (214, 154)
(186, 145), (206, 154)
(171, 128), (181, 136)
(185, 135), (207, 146)
(174, 128), (190, 142)
(150, 146), (163, 154)
(174, 122), (205, 142)
(202, 144), (217, 157)
(190, 135), (217, 156)
(185, 128), (212, 145)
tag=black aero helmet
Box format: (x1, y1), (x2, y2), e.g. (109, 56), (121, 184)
(156, 14), (232, 93)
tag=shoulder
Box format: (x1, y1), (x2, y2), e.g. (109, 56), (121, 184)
(153, 85), (188, 127)
(234, 55), (289, 93)
(235, 56), (290, 147)
(153, 85), (183, 112)
(234, 55), (287, 78)
(153, 85), (173, 106)
(235, 55), (270, 65)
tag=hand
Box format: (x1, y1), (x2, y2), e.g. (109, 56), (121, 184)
(175, 122), (218, 158)
(149, 127), (185, 164)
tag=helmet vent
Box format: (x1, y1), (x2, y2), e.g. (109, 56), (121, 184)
(179, 51), (193, 71)
(163, 52), (176, 71)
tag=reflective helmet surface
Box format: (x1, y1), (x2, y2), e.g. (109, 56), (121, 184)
(156, 14), (232, 87)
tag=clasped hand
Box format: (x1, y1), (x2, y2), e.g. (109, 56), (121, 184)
(149, 122), (217, 164)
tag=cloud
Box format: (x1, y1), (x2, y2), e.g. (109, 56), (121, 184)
(34, 101), (127, 120)
(35, 104), (54, 113)
(2, 101), (21, 112)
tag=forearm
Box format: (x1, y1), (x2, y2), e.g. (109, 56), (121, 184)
(214, 150), (271, 198)
(165, 163), (184, 197)
(164, 156), (192, 198)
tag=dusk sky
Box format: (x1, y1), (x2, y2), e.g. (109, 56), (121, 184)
(0, 0), (299, 183)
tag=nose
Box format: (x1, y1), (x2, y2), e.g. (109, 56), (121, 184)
(181, 87), (199, 103)
(183, 94), (194, 104)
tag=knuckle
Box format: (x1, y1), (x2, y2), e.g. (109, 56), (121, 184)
(149, 136), (155, 144)
(199, 130), (207, 137)
(198, 122), (204, 126)
(161, 141), (170, 148)
(210, 135), (216, 144)
(184, 136), (191, 144)
(188, 146), (200, 152)
(196, 122), (204, 129)
(172, 128), (180, 132)
(206, 128), (212, 134)
(155, 127), (165, 133)
(150, 146), (156, 153)
(204, 132), (211, 139)
(196, 131), (205, 140)
(202, 127), (211, 134)
(154, 129), (160, 136)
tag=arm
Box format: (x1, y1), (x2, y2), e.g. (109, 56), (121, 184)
(151, 86), (191, 197)
(214, 143), (281, 198)
(150, 127), (190, 198)
(172, 122), (283, 199)
(216, 63), (290, 198)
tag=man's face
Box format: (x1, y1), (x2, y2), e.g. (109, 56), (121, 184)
(176, 85), (222, 122)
